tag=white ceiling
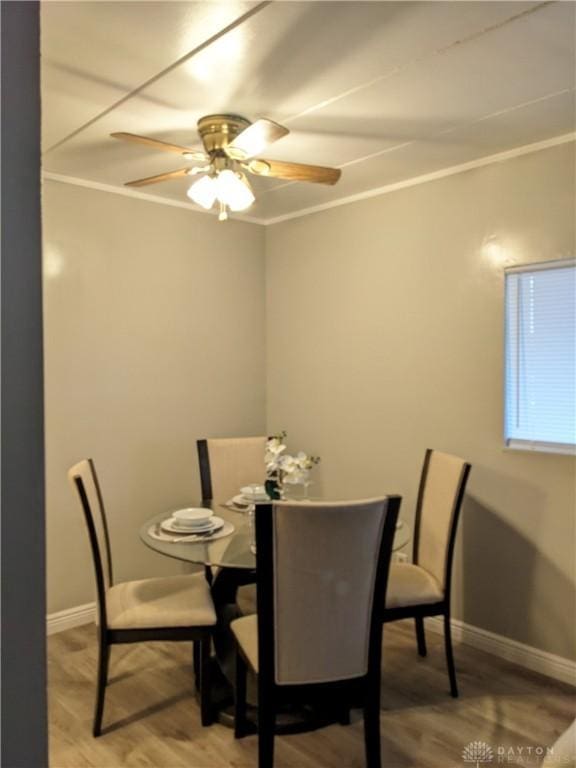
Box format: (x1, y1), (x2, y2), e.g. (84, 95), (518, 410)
(41, 1), (576, 224)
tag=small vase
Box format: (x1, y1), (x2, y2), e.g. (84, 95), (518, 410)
(265, 474), (284, 500)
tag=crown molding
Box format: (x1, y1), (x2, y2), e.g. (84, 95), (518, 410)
(263, 133), (576, 226)
(41, 172), (264, 225)
(43, 133), (575, 227)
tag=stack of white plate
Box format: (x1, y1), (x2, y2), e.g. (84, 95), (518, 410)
(161, 508), (224, 535)
(240, 485), (270, 503)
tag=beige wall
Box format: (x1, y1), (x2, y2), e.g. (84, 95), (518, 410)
(43, 181), (265, 613)
(265, 142), (576, 659)
(44, 144), (575, 660)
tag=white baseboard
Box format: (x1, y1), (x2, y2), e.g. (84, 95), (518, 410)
(46, 602), (576, 686)
(427, 616), (576, 686)
(47, 602), (95, 635)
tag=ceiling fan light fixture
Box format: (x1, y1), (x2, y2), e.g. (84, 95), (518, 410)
(186, 174), (217, 209)
(115, 115), (341, 218)
(218, 201), (229, 222)
(187, 169), (254, 217)
(216, 169), (255, 212)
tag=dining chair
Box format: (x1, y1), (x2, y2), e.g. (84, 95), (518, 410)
(197, 436), (268, 505)
(68, 458), (217, 736)
(231, 496), (402, 768)
(383, 449), (471, 697)
(197, 436), (267, 610)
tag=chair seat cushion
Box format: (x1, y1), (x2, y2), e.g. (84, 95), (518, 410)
(385, 563), (443, 609)
(236, 584), (257, 616)
(231, 614), (259, 673)
(106, 573), (216, 630)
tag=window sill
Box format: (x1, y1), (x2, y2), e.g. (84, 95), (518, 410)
(503, 439), (576, 456)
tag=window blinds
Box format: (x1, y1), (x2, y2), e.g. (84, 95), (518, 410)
(504, 260), (576, 452)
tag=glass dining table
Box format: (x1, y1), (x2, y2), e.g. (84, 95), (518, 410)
(139, 499), (411, 731)
(140, 499), (411, 571)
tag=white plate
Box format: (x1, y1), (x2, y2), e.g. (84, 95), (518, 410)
(161, 516), (224, 535)
(240, 485), (268, 501)
(169, 520), (215, 532)
(148, 520), (235, 544)
(232, 494), (271, 507)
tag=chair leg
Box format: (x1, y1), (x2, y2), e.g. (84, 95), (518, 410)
(338, 707), (351, 726)
(443, 612), (459, 698)
(234, 652), (248, 739)
(193, 641), (201, 692)
(93, 638), (110, 737)
(204, 564), (213, 586)
(415, 616), (427, 657)
(199, 636), (213, 726)
(257, 683), (276, 768)
(363, 683), (381, 768)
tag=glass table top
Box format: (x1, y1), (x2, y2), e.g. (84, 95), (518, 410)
(140, 500), (411, 570)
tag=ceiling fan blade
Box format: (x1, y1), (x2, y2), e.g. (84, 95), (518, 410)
(124, 167), (191, 187)
(111, 132), (207, 160)
(247, 158), (341, 185)
(225, 119), (289, 160)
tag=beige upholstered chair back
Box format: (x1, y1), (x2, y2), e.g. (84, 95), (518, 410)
(68, 459), (112, 593)
(271, 498), (391, 685)
(417, 450), (470, 590)
(201, 436), (267, 503)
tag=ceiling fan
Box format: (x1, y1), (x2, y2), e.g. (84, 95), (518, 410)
(111, 114), (341, 220)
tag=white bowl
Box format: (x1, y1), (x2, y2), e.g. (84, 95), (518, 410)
(172, 508), (213, 528)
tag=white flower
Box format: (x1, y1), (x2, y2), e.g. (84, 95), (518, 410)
(279, 454), (298, 475)
(283, 468), (310, 485)
(294, 451), (312, 470)
(266, 437), (286, 456)
(265, 432), (320, 481)
(265, 437), (287, 473)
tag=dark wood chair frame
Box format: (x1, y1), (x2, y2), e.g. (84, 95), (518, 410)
(382, 449), (471, 698)
(72, 464), (214, 737)
(197, 438), (214, 502)
(234, 496), (402, 768)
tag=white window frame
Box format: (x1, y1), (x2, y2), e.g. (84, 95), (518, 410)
(504, 257), (576, 456)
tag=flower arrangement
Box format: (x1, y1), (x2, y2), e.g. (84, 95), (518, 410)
(265, 431), (320, 499)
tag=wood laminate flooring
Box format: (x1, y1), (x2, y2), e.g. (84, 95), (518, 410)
(48, 621), (575, 768)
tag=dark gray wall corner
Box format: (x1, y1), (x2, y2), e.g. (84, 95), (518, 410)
(1, 2), (48, 767)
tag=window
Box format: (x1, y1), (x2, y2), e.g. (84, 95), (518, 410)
(504, 259), (576, 455)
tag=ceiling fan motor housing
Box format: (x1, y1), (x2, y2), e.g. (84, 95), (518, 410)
(197, 114), (250, 155)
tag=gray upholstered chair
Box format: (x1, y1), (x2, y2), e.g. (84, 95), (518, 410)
(68, 459), (217, 736)
(231, 496), (402, 768)
(197, 436), (268, 505)
(383, 449), (471, 697)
